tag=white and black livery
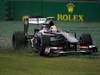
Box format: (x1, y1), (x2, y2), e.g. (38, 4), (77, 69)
(12, 17), (98, 56)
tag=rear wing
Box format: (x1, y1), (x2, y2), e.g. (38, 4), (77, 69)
(24, 17), (54, 25)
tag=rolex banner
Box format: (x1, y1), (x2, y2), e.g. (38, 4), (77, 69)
(57, 3), (84, 22)
(3, 1), (100, 22)
(43, 2), (100, 22)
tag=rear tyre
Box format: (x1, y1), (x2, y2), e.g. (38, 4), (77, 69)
(12, 31), (27, 49)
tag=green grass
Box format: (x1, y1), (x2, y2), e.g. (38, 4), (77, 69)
(0, 21), (100, 75)
(0, 51), (100, 75)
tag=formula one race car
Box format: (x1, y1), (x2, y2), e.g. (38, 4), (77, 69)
(33, 29), (98, 56)
(12, 17), (98, 56)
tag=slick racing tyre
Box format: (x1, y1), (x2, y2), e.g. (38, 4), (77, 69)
(12, 31), (27, 49)
(79, 33), (93, 46)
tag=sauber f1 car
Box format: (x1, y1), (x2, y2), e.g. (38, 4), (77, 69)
(12, 17), (98, 56)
